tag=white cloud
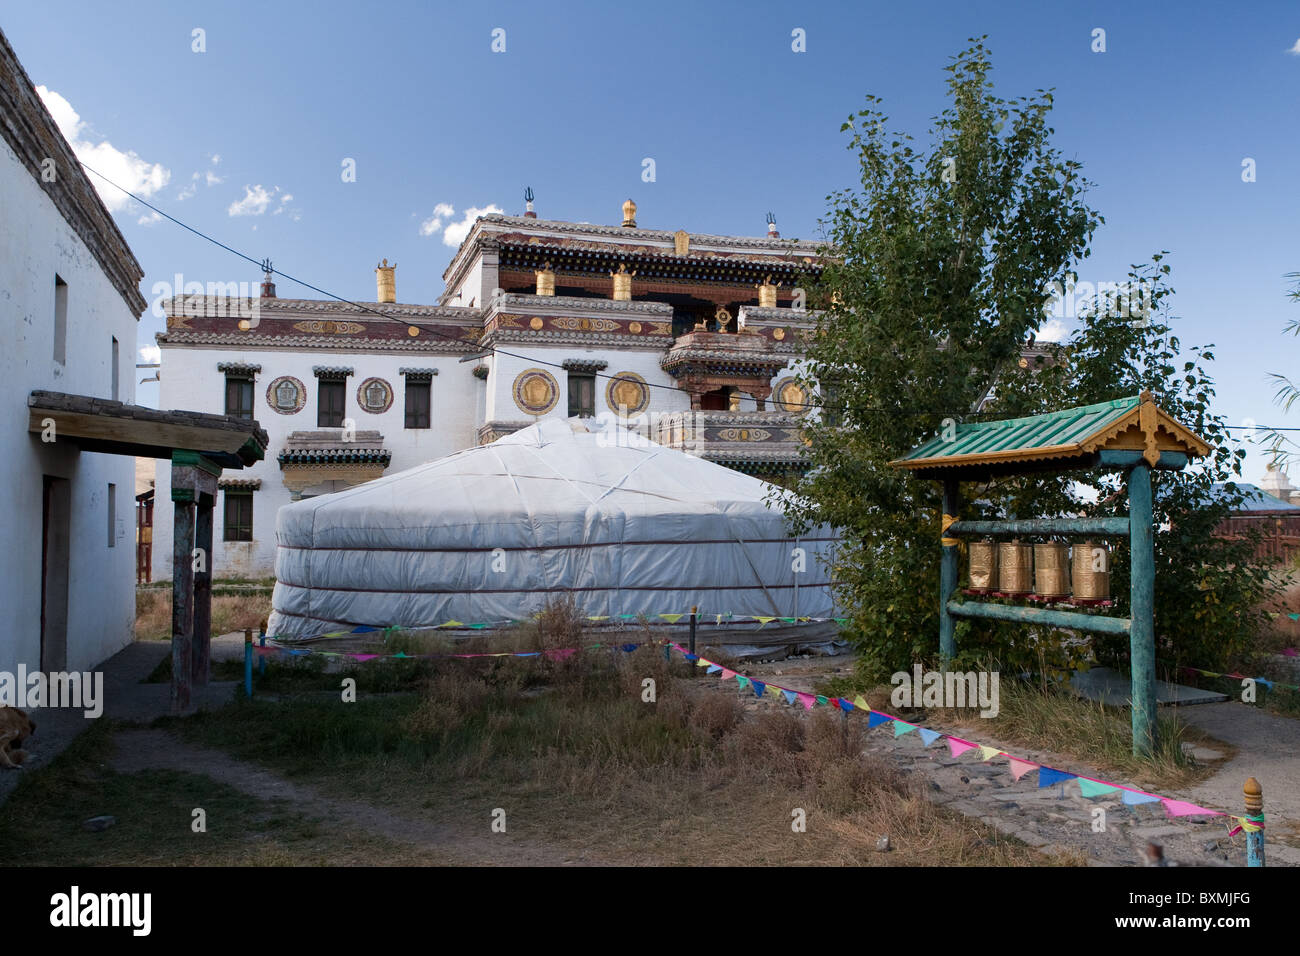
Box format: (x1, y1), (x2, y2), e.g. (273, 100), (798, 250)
(1037, 318), (1069, 342)
(36, 85), (170, 213)
(177, 180), (197, 200)
(210, 153), (221, 165)
(441, 204), (503, 246)
(419, 202), (456, 237)
(1288, 38), (1300, 54)
(204, 169), (224, 186)
(271, 192), (300, 220)
(137, 211), (163, 226)
(138, 344), (161, 363)
(228, 184), (275, 216)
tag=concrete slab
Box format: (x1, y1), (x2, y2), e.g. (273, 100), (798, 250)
(1067, 666), (1228, 706)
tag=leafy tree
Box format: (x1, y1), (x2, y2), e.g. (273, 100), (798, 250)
(785, 40), (1276, 681)
(1261, 274), (1300, 467)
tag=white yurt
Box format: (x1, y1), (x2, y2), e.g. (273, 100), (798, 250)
(267, 418), (837, 642)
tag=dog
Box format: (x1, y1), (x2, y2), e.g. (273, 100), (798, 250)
(0, 706), (35, 769)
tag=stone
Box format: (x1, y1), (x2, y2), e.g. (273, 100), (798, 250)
(83, 815), (117, 832)
(875, 835), (891, 852)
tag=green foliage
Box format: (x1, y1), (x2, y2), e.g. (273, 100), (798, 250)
(1261, 273), (1300, 466)
(785, 39), (1277, 680)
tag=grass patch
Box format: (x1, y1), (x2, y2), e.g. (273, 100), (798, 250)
(167, 632), (1059, 865)
(135, 589), (271, 641)
(816, 669), (1205, 791)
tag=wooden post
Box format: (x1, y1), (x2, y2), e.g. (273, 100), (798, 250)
(244, 627), (254, 699)
(939, 479), (960, 664)
(170, 495), (195, 715)
(1244, 777), (1265, 867)
(192, 495), (214, 686)
(689, 606), (697, 657)
(170, 452), (221, 715)
(1128, 462), (1158, 757)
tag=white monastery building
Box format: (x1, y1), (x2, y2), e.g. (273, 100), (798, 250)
(154, 199), (828, 579)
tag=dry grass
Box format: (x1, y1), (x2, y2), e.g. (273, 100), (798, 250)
(168, 602), (1060, 866)
(135, 587), (271, 641)
(822, 670), (1206, 792)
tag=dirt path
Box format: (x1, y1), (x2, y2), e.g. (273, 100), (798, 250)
(1174, 701), (1300, 853)
(109, 728), (610, 866)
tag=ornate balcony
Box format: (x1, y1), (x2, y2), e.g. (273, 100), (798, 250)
(638, 410), (808, 482)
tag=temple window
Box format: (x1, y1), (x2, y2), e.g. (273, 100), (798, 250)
(318, 380), (345, 427)
(225, 374), (254, 420)
(223, 490), (253, 542)
(568, 372), (596, 418)
(405, 380), (431, 429)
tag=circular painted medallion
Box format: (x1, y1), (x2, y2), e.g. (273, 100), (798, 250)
(772, 376), (809, 416)
(605, 372), (650, 416)
(357, 377), (394, 414)
(266, 376), (306, 415)
(513, 368), (560, 415)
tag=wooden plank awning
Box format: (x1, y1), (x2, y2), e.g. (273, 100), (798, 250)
(890, 391), (1210, 479)
(28, 390), (267, 468)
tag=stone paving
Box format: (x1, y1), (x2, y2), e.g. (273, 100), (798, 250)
(690, 661), (1296, 867)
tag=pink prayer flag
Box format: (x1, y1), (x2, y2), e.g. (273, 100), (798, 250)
(797, 692), (816, 710)
(1008, 758), (1037, 781)
(946, 737), (976, 758)
(350, 654), (379, 662)
(544, 648), (577, 661)
(720, 669), (736, 680)
(1162, 799), (1219, 818)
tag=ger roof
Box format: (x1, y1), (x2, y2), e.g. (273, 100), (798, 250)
(891, 392), (1211, 477)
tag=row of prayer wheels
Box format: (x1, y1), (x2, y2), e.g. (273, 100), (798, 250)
(967, 539), (1111, 600)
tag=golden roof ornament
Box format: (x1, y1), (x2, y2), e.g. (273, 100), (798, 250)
(375, 258), (396, 304)
(714, 305), (732, 331)
(674, 230), (689, 255)
(621, 198), (637, 228)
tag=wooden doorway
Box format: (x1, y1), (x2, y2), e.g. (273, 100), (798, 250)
(40, 475), (71, 672)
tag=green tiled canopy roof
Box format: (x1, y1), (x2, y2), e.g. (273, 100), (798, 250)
(891, 392), (1210, 477)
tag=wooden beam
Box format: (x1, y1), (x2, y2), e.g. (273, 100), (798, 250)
(1097, 450), (1189, 471)
(947, 599), (1132, 636)
(28, 406), (251, 455)
(947, 518), (1131, 537)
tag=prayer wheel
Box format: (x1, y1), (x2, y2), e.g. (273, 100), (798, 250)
(1033, 542), (1071, 599)
(1072, 540), (1111, 600)
(997, 540), (1033, 594)
(968, 538), (998, 592)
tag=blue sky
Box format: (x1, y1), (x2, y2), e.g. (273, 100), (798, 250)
(5, 0), (1298, 481)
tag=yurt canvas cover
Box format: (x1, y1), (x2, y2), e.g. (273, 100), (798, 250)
(268, 418), (835, 639)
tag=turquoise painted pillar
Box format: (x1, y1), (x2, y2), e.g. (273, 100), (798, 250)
(939, 479), (960, 664)
(1128, 462), (1158, 757)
